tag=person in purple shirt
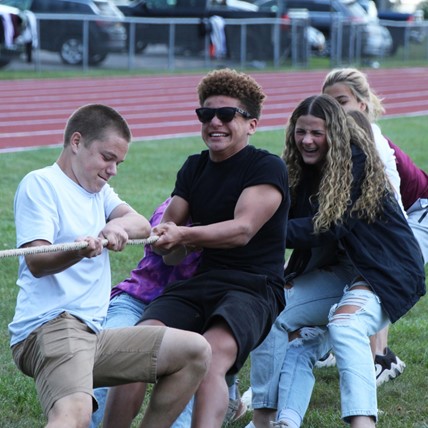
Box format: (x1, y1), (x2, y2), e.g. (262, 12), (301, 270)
(110, 198), (201, 306)
(91, 198), (246, 428)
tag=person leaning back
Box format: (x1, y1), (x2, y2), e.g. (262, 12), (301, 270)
(103, 68), (290, 428)
(8, 103), (211, 428)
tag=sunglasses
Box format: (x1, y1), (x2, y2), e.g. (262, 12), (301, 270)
(195, 107), (253, 123)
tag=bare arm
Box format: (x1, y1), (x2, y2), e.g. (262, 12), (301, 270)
(24, 204), (150, 277)
(160, 196), (191, 226)
(152, 184), (283, 252)
(101, 203), (151, 251)
(23, 236), (105, 278)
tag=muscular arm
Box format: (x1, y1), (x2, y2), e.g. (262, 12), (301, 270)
(160, 196), (191, 226)
(152, 184), (283, 252)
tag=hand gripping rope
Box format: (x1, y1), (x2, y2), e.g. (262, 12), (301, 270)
(0, 236), (159, 259)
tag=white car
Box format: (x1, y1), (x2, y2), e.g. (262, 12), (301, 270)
(363, 22), (392, 57)
(0, 3), (30, 67)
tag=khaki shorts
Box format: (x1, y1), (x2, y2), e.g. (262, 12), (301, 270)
(12, 312), (166, 416)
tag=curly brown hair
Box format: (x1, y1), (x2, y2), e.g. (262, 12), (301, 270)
(282, 95), (392, 233)
(197, 68), (266, 119)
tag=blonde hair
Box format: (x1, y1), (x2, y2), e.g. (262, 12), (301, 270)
(322, 68), (385, 122)
(282, 95), (392, 233)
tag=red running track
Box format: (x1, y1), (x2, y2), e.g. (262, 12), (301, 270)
(1, 67), (428, 152)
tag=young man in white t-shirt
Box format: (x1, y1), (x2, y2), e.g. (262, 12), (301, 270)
(9, 104), (211, 428)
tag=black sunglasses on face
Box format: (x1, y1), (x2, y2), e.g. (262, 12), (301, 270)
(195, 107), (252, 123)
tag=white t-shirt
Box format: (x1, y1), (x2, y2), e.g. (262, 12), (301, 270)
(9, 163), (124, 346)
(371, 123), (405, 215)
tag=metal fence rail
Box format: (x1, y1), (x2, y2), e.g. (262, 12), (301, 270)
(17, 13), (428, 72)
(30, 13), (310, 71)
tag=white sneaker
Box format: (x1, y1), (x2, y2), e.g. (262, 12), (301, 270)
(314, 352), (336, 369)
(241, 387), (253, 410)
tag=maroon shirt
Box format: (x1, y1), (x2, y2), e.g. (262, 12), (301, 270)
(387, 139), (428, 210)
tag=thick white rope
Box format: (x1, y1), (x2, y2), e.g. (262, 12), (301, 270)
(0, 236), (159, 259)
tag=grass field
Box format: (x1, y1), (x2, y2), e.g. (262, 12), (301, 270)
(0, 116), (427, 427)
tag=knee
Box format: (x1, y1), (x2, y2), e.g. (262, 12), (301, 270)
(48, 393), (92, 428)
(159, 329), (211, 379)
(329, 287), (373, 326)
(186, 333), (212, 376)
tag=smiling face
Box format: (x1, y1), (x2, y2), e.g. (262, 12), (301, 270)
(294, 114), (329, 168)
(68, 129), (129, 193)
(200, 95), (257, 162)
(323, 82), (366, 114)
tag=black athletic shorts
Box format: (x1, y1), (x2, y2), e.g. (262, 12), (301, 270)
(140, 268), (285, 374)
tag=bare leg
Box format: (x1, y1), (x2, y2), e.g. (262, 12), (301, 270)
(46, 392), (92, 428)
(103, 321), (211, 428)
(140, 326), (211, 428)
(350, 415), (376, 428)
(102, 383), (146, 428)
(191, 320), (238, 428)
(251, 408), (277, 428)
(371, 325), (389, 356)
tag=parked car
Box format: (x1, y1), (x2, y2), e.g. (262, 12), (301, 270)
(0, 3), (27, 67)
(0, 0), (127, 65)
(114, 0), (293, 62)
(358, 0), (425, 54)
(255, 0), (392, 58)
(256, 0), (326, 55)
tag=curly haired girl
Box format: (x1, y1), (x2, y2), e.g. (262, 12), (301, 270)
(247, 94), (425, 428)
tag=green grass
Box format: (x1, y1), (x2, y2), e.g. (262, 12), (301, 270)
(0, 116), (427, 427)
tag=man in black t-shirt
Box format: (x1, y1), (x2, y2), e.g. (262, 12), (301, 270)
(103, 68), (290, 428)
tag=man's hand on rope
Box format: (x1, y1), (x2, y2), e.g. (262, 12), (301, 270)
(0, 237), (159, 259)
(99, 222), (129, 252)
(75, 236), (105, 259)
(151, 222), (184, 252)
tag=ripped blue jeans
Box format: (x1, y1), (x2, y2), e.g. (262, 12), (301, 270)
(250, 260), (390, 425)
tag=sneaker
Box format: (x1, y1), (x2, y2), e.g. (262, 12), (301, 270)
(314, 352), (336, 369)
(241, 387), (253, 410)
(375, 347), (406, 387)
(270, 421), (290, 427)
(223, 388), (248, 426)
